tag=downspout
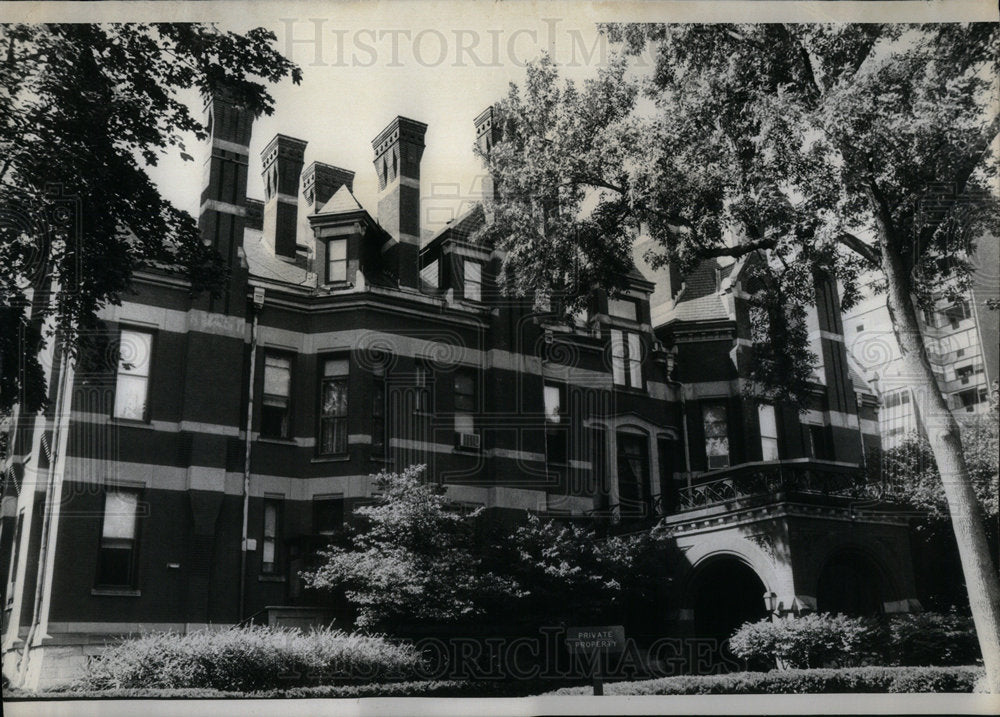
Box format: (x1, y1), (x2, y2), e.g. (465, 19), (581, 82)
(239, 287), (264, 623)
(17, 345), (69, 685)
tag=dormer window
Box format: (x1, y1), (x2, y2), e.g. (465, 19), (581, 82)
(327, 238), (347, 283)
(420, 258), (439, 289)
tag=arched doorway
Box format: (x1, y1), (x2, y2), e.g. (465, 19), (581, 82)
(690, 556), (769, 643)
(816, 550), (884, 616)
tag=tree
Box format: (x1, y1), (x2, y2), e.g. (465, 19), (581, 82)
(505, 513), (673, 630)
(303, 465), (673, 636)
(477, 24), (1000, 689)
(303, 465), (519, 633)
(0, 24), (301, 416)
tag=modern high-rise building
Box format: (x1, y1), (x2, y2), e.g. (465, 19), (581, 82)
(843, 259), (999, 450)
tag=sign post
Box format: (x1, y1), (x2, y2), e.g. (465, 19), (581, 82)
(565, 625), (625, 696)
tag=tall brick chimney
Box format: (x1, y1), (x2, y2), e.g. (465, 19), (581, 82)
(302, 161), (356, 215)
(199, 85), (254, 315)
(474, 105), (502, 211)
(372, 116), (427, 289)
(261, 134), (307, 259)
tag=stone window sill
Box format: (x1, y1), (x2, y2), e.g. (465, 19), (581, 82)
(91, 588), (141, 597)
(258, 575), (286, 583)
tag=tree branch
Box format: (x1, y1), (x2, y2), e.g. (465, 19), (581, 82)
(695, 237), (776, 259)
(836, 231), (880, 266)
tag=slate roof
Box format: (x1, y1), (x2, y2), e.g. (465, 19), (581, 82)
(664, 258), (734, 323)
(243, 229), (315, 287)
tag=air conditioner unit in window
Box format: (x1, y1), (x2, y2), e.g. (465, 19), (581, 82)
(456, 432), (480, 450)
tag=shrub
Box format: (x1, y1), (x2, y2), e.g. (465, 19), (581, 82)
(729, 611), (982, 670)
(886, 611), (980, 666)
(729, 613), (882, 669)
(547, 666), (984, 695)
(79, 625), (424, 691)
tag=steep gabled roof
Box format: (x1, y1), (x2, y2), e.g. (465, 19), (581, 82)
(317, 184), (364, 215)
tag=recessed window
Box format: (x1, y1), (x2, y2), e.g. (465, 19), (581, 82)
(454, 369), (476, 435)
(610, 329), (643, 389)
(261, 354), (292, 439)
(703, 403), (730, 470)
(809, 424), (832, 460)
(464, 260), (482, 302)
(758, 403), (779, 461)
(261, 498), (282, 574)
(371, 376), (386, 456)
(97, 488), (141, 588)
(313, 496), (344, 535)
(855, 323), (864, 333)
(319, 358), (349, 455)
(113, 329), (153, 421)
(414, 361), (432, 413)
(544, 382), (567, 465)
(608, 297), (638, 321)
(327, 238), (347, 283)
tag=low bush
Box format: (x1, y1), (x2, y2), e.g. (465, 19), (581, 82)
(887, 611), (980, 666)
(729, 611), (981, 670)
(729, 613), (882, 669)
(547, 665), (984, 695)
(78, 625), (424, 691)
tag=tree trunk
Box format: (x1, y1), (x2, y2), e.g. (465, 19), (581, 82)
(881, 239), (1000, 693)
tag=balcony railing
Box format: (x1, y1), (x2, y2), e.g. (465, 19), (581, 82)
(675, 460), (865, 511)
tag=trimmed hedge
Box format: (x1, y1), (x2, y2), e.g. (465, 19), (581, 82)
(9, 678), (573, 700)
(78, 626), (424, 691)
(547, 665), (985, 695)
(729, 611), (981, 669)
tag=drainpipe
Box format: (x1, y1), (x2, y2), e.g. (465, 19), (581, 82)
(17, 345), (69, 685)
(239, 287), (265, 623)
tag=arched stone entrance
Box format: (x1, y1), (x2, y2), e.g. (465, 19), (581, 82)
(816, 549), (885, 616)
(689, 556), (770, 642)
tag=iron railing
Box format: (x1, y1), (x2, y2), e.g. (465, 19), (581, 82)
(675, 460), (865, 511)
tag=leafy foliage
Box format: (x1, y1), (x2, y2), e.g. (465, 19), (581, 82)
(504, 513), (673, 628)
(0, 24), (301, 413)
(729, 613), (883, 670)
(869, 389), (999, 523)
(79, 625), (423, 691)
(729, 611), (981, 670)
(303, 465), (519, 632)
(303, 465), (672, 634)
(478, 25), (998, 407)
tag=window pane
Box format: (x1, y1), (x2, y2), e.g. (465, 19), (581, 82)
(324, 358), (349, 377)
(264, 503), (277, 538)
(608, 298), (637, 321)
(328, 239), (347, 260)
(544, 385), (562, 423)
(455, 413), (474, 434)
(118, 331), (152, 376)
(262, 539), (275, 565)
(328, 260), (347, 283)
(320, 417), (348, 454)
(464, 261), (482, 301)
(628, 333), (642, 387)
(322, 379), (348, 417)
(762, 437), (779, 461)
(264, 355), (291, 397)
(103, 491), (138, 539)
(758, 404), (778, 440)
(611, 330), (626, 385)
(114, 375), (148, 420)
(454, 372), (474, 397)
